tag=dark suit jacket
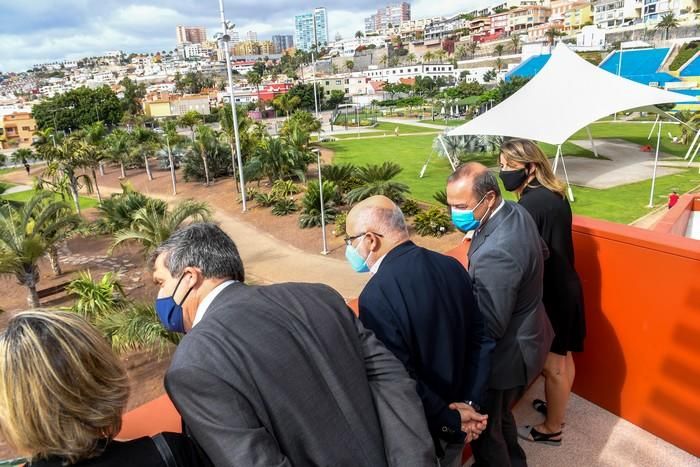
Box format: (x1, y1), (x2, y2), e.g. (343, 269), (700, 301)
(468, 201), (554, 390)
(165, 282), (435, 467)
(358, 242), (491, 447)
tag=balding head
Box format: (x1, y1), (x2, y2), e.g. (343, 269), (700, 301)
(447, 162), (501, 201)
(346, 195), (409, 242)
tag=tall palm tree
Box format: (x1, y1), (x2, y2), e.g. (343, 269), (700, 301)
(423, 51), (434, 64)
(75, 140), (105, 203)
(250, 137), (295, 184)
(0, 192), (80, 306)
(104, 129), (131, 179)
(40, 135), (92, 215)
(657, 13), (679, 40)
(161, 120), (184, 194)
(219, 104), (254, 193)
(178, 110), (202, 141)
(380, 55), (389, 67)
(129, 126), (158, 181)
(111, 200), (211, 256)
(82, 121), (107, 175)
(495, 44), (505, 57)
(495, 57), (504, 73)
(511, 34), (522, 53)
(407, 53), (417, 64)
(455, 45), (467, 61)
(545, 27), (565, 46)
(468, 41), (480, 59)
(247, 71), (263, 109)
(434, 49), (447, 62)
(345, 162), (410, 204)
(272, 94), (301, 119)
(191, 125), (217, 186)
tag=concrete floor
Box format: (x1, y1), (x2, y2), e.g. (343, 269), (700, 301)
(560, 139), (684, 189)
(465, 377), (700, 467)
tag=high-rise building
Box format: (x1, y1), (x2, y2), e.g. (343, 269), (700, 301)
(176, 25), (207, 44)
(246, 31), (258, 42)
(294, 7), (329, 52)
(272, 35), (294, 53)
(364, 2), (411, 33)
(230, 31), (240, 44)
(260, 40), (276, 55)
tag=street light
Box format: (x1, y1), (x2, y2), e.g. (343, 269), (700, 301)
(216, 1), (247, 212)
(314, 148), (329, 255)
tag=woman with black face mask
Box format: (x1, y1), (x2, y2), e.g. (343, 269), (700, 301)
(498, 138), (586, 448)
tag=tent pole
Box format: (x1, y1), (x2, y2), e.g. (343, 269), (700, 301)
(688, 139), (700, 166)
(553, 144), (562, 173)
(648, 115), (660, 140)
(586, 126), (599, 158)
(559, 148), (575, 202)
(437, 135), (457, 171)
(685, 129), (700, 160)
(648, 120), (662, 208)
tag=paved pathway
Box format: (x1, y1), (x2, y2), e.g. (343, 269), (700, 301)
(377, 117), (450, 130)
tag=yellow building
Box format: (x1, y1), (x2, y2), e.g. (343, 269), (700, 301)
(143, 100), (173, 118)
(260, 41), (276, 55)
(563, 2), (593, 30)
(233, 40), (261, 56)
(0, 112), (37, 149)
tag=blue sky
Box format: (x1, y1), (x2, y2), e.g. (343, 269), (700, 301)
(0, 0), (480, 72)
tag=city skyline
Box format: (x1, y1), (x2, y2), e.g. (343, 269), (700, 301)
(0, 0), (479, 72)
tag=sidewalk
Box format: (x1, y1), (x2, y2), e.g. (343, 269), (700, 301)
(377, 117), (450, 130)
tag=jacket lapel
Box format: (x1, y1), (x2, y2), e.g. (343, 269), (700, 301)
(468, 201), (512, 259)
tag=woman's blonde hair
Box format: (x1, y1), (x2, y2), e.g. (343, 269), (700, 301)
(0, 311), (129, 463)
(499, 138), (566, 197)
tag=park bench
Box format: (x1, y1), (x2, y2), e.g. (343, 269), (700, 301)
(37, 281), (70, 300)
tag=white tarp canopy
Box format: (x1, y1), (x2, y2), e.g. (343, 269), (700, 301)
(448, 43), (691, 145)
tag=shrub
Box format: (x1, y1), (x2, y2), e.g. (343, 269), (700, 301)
(254, 192), (279, 207)
(345, 162), (410, 204)
(272, 198), (298, 216)
(400, 198), (421, 217)
(299, 180), (338, 228)
(413, 207), (453, 237)
(322, 163), (360, 197)
(333, 212), (347, 237)
(238, 188), (259, 204)
(271, 179), (301, 197)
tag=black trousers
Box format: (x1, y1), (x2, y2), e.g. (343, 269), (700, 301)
(471, 386), (527, 467)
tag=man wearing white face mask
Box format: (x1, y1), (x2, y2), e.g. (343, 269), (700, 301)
(446, 163), (554, 467)
(345, 196), (492, 467)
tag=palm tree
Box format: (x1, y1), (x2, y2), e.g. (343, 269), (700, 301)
(111, 200), (211, 256)
(247, 71), (263, 109)
(346, 60), (354, 72)
(511, 34), (522, 53)
(129, 126), (158, 181)
(423, 51), (434, 64)
(657, 13), (679, 40)
(104, 129), (131, 179)
(380, 55), (389, 67)
(495, 44), (505, 57)
(0, 192), (80, 306)
(82, 121), (107, 175)
(434, 49), (447, 63)
(178, 110), (202, 141)
(355, 31), (364, 39)
(40, 135), (92, 215)
(407, 53), (416, 64)
(250, 137), (295, 184)
(272, 94), (302, 119)
(496, 57), (504, 73)
(468, 41), (480, 59)
(345, 162), (410, 204)
(192, 125), (217, 186)
(75, 140), (105, 203)
(11, 147), (33, 167)
(545, 27), (565, 46)
(455, 45), (468, 60)
(299, 180), (338, 228)
(67, 270), (126, 319)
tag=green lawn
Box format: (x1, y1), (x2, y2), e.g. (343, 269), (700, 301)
(570, 122), (687, 158)
(1, 189), (99, 209)
(427, 119), (468, 127)
(323, 121), (441, 140)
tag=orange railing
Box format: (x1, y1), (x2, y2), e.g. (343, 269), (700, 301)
(120, 217), (700, 457)
(652, 194), (699, 237)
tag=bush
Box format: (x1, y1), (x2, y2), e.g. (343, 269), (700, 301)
(182, 146), (233, 182)
(413, 207), (453, 237)
(333, 212), (347, 237)
(271, 179), (301, 197)
(238, 188), (258, 204)
(322, 163), (360, 197)
(299, 180), (338, 228)
(255, 192), (279, 207)
(401, 198), (422, 217)
(272, 198), (298, 216)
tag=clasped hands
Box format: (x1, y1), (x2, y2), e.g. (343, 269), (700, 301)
(449, 402), (488, 443)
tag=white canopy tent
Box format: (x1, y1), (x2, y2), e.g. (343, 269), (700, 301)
(447, 43), (693, 206)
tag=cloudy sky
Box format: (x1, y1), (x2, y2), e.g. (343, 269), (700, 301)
(0, 0), (489, 72)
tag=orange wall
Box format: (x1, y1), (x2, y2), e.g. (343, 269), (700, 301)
(653, 194), (697, 237)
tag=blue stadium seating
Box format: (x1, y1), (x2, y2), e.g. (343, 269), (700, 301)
(600, 48), (679, 86)
(679, 54), (700, 76)
(505, 54), (551, 80)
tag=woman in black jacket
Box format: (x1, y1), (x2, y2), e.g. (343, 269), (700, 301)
(0, 311), (210, 467)
(498, 139), (586, 446)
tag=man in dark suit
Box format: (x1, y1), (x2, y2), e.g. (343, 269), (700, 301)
(446, 163), (554, 467)
(345, 195), (490, 467)
(149, 223), (436, 467)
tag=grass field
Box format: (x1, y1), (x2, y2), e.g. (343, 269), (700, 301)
(1, 189), (99, 210)
(425, 119), (468, 127)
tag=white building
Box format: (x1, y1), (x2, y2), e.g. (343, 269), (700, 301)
(593, 0), (640, 28)
(363, 63), (456, 83)
(328, 36), (388, 57)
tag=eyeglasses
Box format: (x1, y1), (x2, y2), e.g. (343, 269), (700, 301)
(344, 231), (384, 246)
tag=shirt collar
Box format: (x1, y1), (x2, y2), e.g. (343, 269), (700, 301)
(369, 253), (387, 274)
(193, 280), (236, 327)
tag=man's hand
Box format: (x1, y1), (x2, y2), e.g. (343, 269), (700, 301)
(449, 402), (488, 442)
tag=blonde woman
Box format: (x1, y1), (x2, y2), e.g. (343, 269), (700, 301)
(498, 139), (586, 447)
(0, 311), (210, 467)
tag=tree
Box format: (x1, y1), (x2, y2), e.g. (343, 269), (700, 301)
(299, 180), (338, 228)
(39, 135), (93, 215)
(12, 147), (33, 166)
(111, 200), (211, 256)
(545, 27), (565, 46)
(178, 110), (202, 141)
(657, 13), (679, 40)
(407, 53), (417, 64)
(219, 104), (253, 193)
(0, 192), (80, 306)
(31, 86), (121, 131)
(75, 140), (105, 203)
(128, 126), (159, 181)
(423, 51), (434, 64)
(511, 35), (522, 53)
(192, 125), (217, 186)
(468, 41), (480, 59)
(247, 71), (263, 108)
(327, 90), (346, 108)
(287, 83), (325, 111)
(355, 31), (364, 39)
(495, 58), (504, 73)
(281, 110), (322, 136)
(455, 45), (468, 60)
(434, 49), (447, 63)
(249, 137), (296, 184)
(380, 55), (390, 67)
(495, 44), (505, 57)
(119, 77), (146, 115)
(272, 93), (302, 118)
(345, 162), (410, 204)
(104, 129), (131, 179)
(483, 69), (497, 82)
(345, 60), (355, 72)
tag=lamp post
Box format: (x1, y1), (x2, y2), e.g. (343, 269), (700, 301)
(311, 13), (320, 119)
(166, 134), (177, 195)
(315, 148), (329, 255)
(217, 0), (247, 212)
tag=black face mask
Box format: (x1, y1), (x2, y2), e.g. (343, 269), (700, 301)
(499, 168), (528, 192)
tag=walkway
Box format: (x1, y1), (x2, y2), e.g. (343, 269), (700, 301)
(377, 117), (450, 130)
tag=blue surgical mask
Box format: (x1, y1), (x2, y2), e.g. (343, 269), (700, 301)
(155, 273), (193, 333)
(451, 194), (488, 233)
(345, 235), (372, 273)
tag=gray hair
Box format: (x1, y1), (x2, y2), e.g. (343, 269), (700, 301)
(447, 163), (501, 199)
(150, 223), (245, 282)
(355, 204), (409, 240)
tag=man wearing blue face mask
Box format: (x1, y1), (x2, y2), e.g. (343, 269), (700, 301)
(150, 223), (436, 467)
(446, 163), (554, 467)
(345, 196), (491, 467)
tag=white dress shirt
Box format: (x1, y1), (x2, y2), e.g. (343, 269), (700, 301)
(192, 280), (237, 327)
